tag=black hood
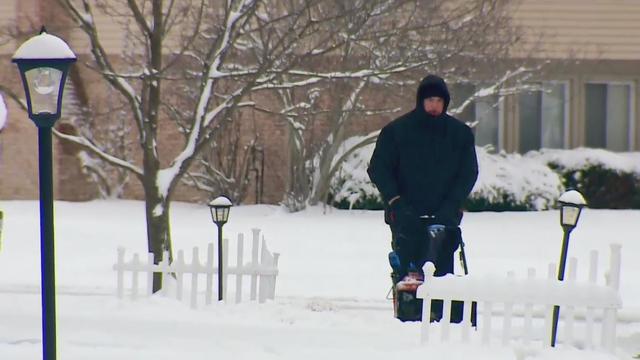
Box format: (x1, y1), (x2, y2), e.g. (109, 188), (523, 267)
(415, 74), (451, 114)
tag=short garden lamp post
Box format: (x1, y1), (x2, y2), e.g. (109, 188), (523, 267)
(12, 28), (76, 360)
(551, 189), (587, 347)
(208, 196), (232, 301)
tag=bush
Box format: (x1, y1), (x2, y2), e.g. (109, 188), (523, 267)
(465, 192), (535, 212)
(327, 139), (640, 211)
(534, 148), (640, 209)
(466, 148), (563, 211)
(549, 165), (640, 209)
(328, 139), (384, 210)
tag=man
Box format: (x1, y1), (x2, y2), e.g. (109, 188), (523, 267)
(367, 74), (478, 321)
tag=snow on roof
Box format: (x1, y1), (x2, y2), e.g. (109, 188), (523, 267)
(558, 190), (587, 206)
(209, 196), (232, 207)
(12, 31), (76, 60)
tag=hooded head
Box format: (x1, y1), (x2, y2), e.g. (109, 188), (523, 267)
(416, 74), (450, 116)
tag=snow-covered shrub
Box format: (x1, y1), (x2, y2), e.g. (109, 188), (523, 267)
(328, 138), (384, 210)
(328, 139), (564, 211)
(467, 147), (563, 211)
(529, 148), (640, 209)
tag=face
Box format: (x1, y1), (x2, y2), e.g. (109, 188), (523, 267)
(423, 97), (445, 116)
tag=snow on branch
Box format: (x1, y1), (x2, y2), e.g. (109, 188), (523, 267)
(53, 128), (143, 178)
(58, 0), (146, 139)
(448, 66), (537, 117)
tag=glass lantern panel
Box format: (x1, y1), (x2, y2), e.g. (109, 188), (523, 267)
(561, 206), (580, 226)
(215, 207), (226, 222)
(25, 67), (63, 115)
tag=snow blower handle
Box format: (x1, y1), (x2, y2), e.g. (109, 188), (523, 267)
(458, 235), (469, 275)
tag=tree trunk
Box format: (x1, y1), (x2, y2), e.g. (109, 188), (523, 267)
(143, 177), (173, 293)
(284, 122), (311, 211)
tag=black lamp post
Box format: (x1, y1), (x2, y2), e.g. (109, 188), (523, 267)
(551, 189), (586, 347)
(208, 196), (232, 301)
(12, 27), (76, 360)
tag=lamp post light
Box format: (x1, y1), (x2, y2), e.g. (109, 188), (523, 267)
(551, 189), (586, 347)
(12, 27), (76, 360)
(208, 196), (232, 301)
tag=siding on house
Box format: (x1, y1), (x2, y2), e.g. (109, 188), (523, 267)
(513, 0), (640, 60)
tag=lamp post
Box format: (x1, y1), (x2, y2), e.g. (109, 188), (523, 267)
(12, 27), (76, 360)
(550, 189), (586, 347)
(208, 196), (232, 301)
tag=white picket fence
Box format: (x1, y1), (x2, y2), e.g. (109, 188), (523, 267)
(114, 228), (280, 308)
(417, 243), (622, 353)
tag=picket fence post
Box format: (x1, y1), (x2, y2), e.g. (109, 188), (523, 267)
(585, 250), (598, 349)
(602, 243), (622, 351)
(131, 253), (140, 301)
(420, 262), (436, 344)
(191, 247), (200, 309)
(175, 250), (185, 301)
(250, 228), (260, 301)
(205, 243), (214, 305)
(236, 233), (244, 304)
(146, 253), (154, 296)
(116, 247), (125, 299)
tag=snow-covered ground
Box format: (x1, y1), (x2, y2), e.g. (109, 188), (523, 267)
(0, 200), (638, 359)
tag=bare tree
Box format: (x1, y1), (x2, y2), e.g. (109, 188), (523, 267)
(55, 0), (442, 290)
(182, 112), (261, 203)
(272, 0), (542, 210)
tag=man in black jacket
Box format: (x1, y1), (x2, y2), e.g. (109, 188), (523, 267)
(367, 74), (478, 320)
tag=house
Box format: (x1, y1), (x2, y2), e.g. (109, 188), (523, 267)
(0, 0), (638, 202)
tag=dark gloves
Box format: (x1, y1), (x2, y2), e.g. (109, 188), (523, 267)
(433, 204), (463, 226)
(386, 197), (418, 231)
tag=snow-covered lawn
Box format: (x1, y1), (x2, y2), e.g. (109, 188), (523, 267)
(0, 200), (638, 359)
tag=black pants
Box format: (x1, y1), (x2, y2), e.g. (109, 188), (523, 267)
(390, 219), (461, 280)
(390, 219), (465, 323)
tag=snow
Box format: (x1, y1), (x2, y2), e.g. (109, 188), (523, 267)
(529, 148), (640, 175)
(472, 148), (563, 209)
(156, 169), (174, 199)
(0, 94), (6, 131)
(12, 32), (76, 60)
(210, 196), (232, 207)
(558, 190), (587, 206)
(0, 200), (638, 359)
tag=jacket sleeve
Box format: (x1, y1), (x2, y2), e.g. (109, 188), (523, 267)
(438, 128), (479, 217)
(367, 126), (400, 204)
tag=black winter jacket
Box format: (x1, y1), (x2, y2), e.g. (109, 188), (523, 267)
(367, 75), (478, 226)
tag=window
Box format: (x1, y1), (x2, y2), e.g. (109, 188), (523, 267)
(449, 83), (502, 151)
(474, 93), (501, 150)
(518, 82), (568, 153)
(585, 83), (633, 151)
